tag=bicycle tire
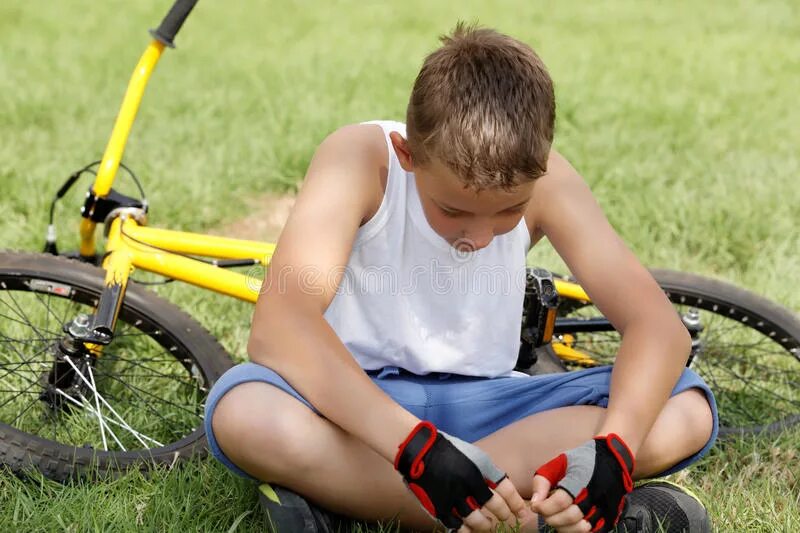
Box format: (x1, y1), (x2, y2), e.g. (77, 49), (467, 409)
(0, 251), (234, 481)
(552, 268), (800, 436)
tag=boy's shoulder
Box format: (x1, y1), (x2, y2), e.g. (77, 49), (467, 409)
(325, 122), (390, 160)
(306, 123), (391, 226)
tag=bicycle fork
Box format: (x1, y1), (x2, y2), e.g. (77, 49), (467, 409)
(39, 218), (132, 411)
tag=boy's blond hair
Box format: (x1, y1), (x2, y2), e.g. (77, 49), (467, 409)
(406, 22), (555, 191)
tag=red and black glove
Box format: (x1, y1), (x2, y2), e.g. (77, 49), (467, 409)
(394, 421), (507, 530)
(535, 434), (635, 533)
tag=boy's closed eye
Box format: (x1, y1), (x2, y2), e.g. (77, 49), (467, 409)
(437, 202), (528, 218)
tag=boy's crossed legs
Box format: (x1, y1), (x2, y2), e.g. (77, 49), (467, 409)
(208, 364), (716, 532)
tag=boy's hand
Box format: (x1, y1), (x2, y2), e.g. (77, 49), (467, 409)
(531, 434), (634, 533)
(395, 421), (527, 531)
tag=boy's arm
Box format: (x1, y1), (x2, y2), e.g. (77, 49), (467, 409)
(247, 124), (418, 460)
(528, 151), (691, 529)
(532, 150), (691, 453)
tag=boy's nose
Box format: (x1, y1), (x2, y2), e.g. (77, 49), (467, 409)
(461, 229), (494, 251)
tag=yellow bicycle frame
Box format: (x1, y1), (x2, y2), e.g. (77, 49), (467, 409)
(104, 217), (273, 304)
(80, 41), (166, 259)
(81, 38), (601, 365)
(82, 39), (275, 300)
(78, 38), (277, 346)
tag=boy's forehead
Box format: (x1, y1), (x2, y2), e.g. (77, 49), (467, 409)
(419, 158), (534, 211)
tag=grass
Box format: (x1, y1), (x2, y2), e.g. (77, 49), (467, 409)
(1, 0), (799, 531)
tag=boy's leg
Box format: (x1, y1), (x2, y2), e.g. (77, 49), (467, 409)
(420, 366), (717, 490)
(210, 379), (712, 530)
(474, 388), (714, 496)
(211, 380), (439, 531)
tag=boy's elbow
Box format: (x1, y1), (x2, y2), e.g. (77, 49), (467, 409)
(246, 330), (269, 366)
(247, 294), (320, 366)
(633, 310), (692, 364)
(247, 298), (284, 366)
(667, 314), (693, 363)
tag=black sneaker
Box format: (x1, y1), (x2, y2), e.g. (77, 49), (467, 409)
(537, 480), (712, 532)
(257, 483), (347, 533)
(616, 481), (712, 532)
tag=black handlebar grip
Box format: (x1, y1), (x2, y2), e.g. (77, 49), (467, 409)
(148, 0), (198, 48)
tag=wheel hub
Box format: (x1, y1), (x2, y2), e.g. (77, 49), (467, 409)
(38, 316), (96, 412)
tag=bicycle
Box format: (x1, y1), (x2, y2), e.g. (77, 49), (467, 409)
(1, 0), (798, 482)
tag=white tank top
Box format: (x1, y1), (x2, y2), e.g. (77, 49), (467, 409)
(323, 120), (531, 377)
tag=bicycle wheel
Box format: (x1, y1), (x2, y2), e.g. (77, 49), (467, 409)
(0, 251), (234, 481)
(552, 269), (800, 436)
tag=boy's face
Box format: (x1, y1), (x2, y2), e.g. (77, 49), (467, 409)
(412, 157), (534, 252)
(390, 132), (533, 252)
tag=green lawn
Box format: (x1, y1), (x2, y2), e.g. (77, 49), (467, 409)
(1, 0), (799, 531)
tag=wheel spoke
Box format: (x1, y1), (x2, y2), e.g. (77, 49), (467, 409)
(0, 347), (56, 380)
(710, 354), (800, 408)
(57, 299), (81, 333)
(27, 402), (79, 445)
(31, 291), (62, 339)
(91, 367), (201, 419)
(85, 386), (185, 442)
(60, 354), (166, 449)
(77, 391), (164, 448)
(9, 388), (46, 427)
(98, 350), (191, 381)
(0, 378), (41, 412)
(695, 357), (762, 425)
(53, 389), (127, 451)
(558, 290), (800, 432)
(0, 263), (220, 468)
(702, 351), (800, 387)
(110, 331), (151, 339)
(101, 353), (190, 364)
(85, 363), (108, 451)
(0, 327), (53, 367)
(1, 291), (56, 339)
(0, 336), (60, 345)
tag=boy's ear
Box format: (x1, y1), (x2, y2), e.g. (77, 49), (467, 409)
(389, 132), (414, 172)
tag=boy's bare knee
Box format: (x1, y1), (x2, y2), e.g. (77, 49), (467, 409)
(679, 388), (714, 450)
(634, 388), (713, 478)
(211, 382), (321, 479)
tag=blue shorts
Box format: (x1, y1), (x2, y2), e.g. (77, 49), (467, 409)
(204, 363), (718, 480)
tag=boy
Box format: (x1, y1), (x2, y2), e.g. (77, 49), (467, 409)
(205, 23), (717, 533)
